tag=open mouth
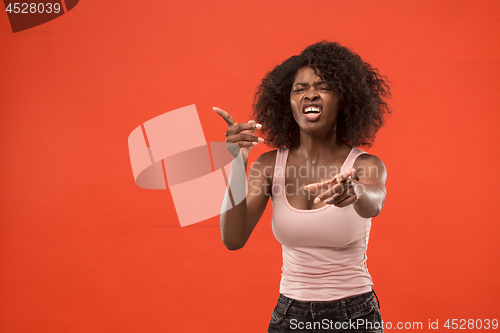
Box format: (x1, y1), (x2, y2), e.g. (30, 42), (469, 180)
(302, 104), (322, 121)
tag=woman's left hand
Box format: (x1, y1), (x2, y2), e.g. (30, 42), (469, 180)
(303, 168), (362, 207)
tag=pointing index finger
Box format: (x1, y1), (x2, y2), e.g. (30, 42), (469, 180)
(213, 107), (237, 128)
(335, 168), (355, 183)
(303, 178), (335, 191)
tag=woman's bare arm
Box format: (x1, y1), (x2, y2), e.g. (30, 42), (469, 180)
(351, 154), (387, 218)
(303, 154), (387, 219)
(213, 106), (274, 250)
(220, 151), (275, 250)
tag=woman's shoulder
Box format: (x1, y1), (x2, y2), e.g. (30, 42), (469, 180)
(353, 150), (385, 166)
(250, 149), (279, 178)
(352, 149), (387, 179)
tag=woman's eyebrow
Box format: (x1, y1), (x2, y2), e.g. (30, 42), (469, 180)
(293, 80), (329, 87)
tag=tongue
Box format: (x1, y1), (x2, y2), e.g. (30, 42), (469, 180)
(304, 112), (321, 121)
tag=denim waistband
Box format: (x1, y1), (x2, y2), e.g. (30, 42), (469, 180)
(275, 290), (379, 321)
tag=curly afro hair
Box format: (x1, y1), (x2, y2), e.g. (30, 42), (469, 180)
(253, 41), (391, 149)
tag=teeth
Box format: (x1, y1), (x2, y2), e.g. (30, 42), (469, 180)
(304, 107), (320, 113)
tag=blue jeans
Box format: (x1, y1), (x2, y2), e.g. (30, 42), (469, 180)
(267, 291), (383, 333)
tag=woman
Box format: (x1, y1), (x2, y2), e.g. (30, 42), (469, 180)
(214, 41), (391, 333)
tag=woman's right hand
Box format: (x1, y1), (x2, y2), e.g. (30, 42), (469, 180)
(213, 107), (263, 164)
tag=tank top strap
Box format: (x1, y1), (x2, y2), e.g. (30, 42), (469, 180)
(341, 147), (369, 172)
(272, 148), (289, 198)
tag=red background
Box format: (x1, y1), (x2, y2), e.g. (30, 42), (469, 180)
(1, 1), (499, 332)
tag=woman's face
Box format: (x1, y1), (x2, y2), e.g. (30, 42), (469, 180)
(290, 66), (341, 134)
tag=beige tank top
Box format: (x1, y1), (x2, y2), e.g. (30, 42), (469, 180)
(271, 146), (373, 301)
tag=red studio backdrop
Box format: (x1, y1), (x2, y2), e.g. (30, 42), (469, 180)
(1, 1), (499, 332)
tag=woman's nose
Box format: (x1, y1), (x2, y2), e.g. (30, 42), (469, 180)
(304, 88), (319, 100)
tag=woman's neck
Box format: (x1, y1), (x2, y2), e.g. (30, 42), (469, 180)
(295, 127), (346, 164)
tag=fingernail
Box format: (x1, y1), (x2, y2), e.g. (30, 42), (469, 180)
(255, 124), (262, 129)
(314, 197), (321, 204)
(257, 137), (264, 143)
(252, 142), (259, 146)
